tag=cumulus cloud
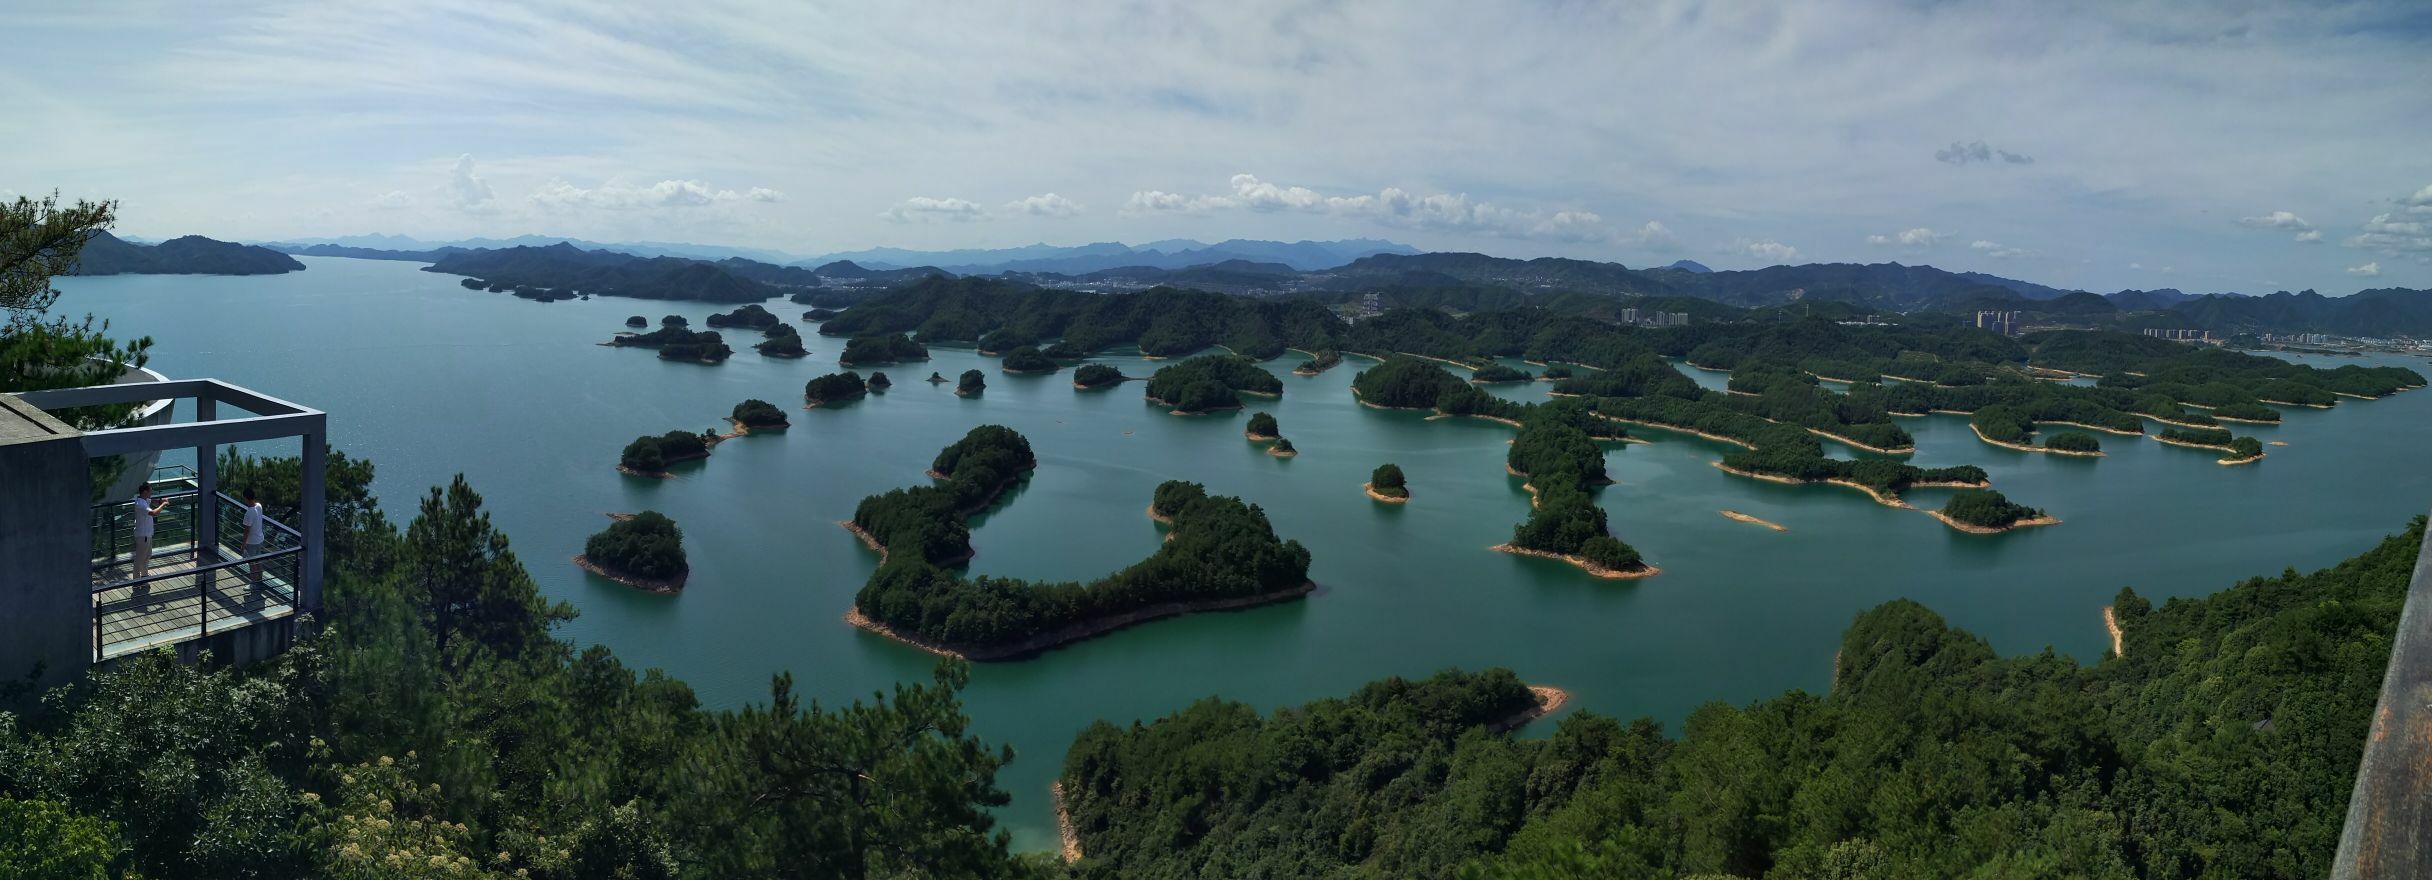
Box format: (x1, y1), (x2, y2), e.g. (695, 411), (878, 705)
(2347, 262), (2380, 277)
(2340, 183), (2432, 257)
(1866, 227), (1946, 247)
(879, 196), (986, 223)
(369, 190), (413, 209)
(530, 178), (781, 209)
(1970, 239), (2030, 258)
(1004, 192), (1083, 217)
(1122, 174), (1631, 243)
(1935, 140), (2032, 165)
(1632, 221), (1680, 250)
(1732, 239), (1800, 262)
(448, 154), (495, 212)
(2237, 210), (2320, 242)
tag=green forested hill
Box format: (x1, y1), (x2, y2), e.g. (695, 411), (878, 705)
(1060, 518), (2427, 879)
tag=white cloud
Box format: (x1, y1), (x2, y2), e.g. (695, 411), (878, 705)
(1734, 239), (1800, 262)
(1970, 239), (2030, 258)
(1123, 174), (1629, 243)
(447, 154), (495, 213)
(1632, 221), (1679, 250)
(2295, 229), (2322, 243)
(2237, 210), (2319, 242)
(369, 190), (412, 209)
(2347, 261), (2380, 277)
(2344, 183), (2432, 257)
(530, 179), (779, 209)
(1004, 192), (1083, 217)
(1866, 227), (1945, 247)
(2128, 262), (2144, 270)
(879, 196), (987, 223)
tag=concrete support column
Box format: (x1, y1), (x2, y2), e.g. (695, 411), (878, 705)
(299, 420), (326, 615)
(194, 397), (217, 596)
(0, 395), (92, 691)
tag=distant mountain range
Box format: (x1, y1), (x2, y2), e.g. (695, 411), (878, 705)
(795, 238), (1418, 274)
(264, 233), (801, 264)
(69, 231), (304, 276)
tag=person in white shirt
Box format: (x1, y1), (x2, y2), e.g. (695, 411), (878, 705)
(241, 487), (267, 584)
(131, 483), (172, 608)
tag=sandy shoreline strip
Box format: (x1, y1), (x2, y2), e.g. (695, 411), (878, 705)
(1710, 462), (1912, 509)
(1720, 510), (1787, 531)
(572, 554), (686, 594)
(2034, 419), (2145, 437)
(2218, 452), (2267, 466)
(1927, 510), (2062, 535)
(843, 580), (1317, 661)
(1969, 423), (2104, 457)
(1052, 782), (1083, 863)
(1145, 504), (1174, 525)
(1809, 427), (1915, 455)
(1603, 417), (1759, 450)
(2152, 435), (2237, 453)
(1364, 483), (1409, 503)
(2103, 605), (2124, 657)
(1488, 685), (1575, 733)
(1491, 543), (1660, 579)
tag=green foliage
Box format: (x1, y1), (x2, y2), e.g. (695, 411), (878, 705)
(0, 797), (120, 880)
(730, 399), (787, 428)
(584, 511), (687, 581)
(1370, 463), (1408, 495)
(619, 431), (709, 472)
(1144, 355), (1282, 412)
(1940, 488), (2042, 528)
(1295, 349), (1343, 373)
(1539, 365), (1573, 379)
(1470, 363), (1533, 383)
(837, 334), (929, 366)
(2230, 436), (2265, 459)
(802, 307), (838, 320)
(816, 276), (1341, 358)
(2159, 426), (2235, 448)
(2045, 430), (2102, 453)
(751, 331), (804, 357)
(1269, 437), (1295, 453)
(2212, 401), (2282, 422)
(957, 369), (986, 394)
(801, 371), (867, 405)
(1071, 363), (1125, 388)
(1970, 403), (2036, 444)
(999, 346), (1056, 372)
(868, 371), (892, 389)
(625, 315), (647, 328)
(1152, 480), (1206, 519)
(1350, 357), (1519, 419)
(1246, 411), (1279, 438)
(702, 303), (778, 329)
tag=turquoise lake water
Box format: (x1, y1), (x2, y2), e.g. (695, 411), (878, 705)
(53, 256), (2432, 851)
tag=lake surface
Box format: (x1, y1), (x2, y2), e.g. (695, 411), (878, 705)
(55, 256), (2432, 851)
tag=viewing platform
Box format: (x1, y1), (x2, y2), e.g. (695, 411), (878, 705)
(2, 377), (325, 686)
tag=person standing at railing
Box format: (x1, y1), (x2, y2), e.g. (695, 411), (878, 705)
(131, 482), (171, 607)
(241, 487), (267, 585)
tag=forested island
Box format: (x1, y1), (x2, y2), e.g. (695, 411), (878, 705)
(868, 371), (892, 391)
(1072, 363), (1128, 388)
(1266, 437), (1296, 458)
(844, 428), (1315, 659)
(608, 325), (732, 362)
(1143, 355), (1283, 414)
(753, 324), (807, 357)
(616, 429), (713, 476)
(1366, 463), (1409, 502)
(802, 371), (869, 407)
(1470, 363), (1533, 383)
(1244, 411), (1278, 440)
(1933, 488), (2059, 534)
(729, 399), (788, 430)
(955, 369), (986, 396)
(999, 345), (1057, 374)
(575, 511), (689, 593)
(1292, 349), (1344, 375)
(1056, 517), (2427, 876)
(838, 333), (929, 366)
(802, 307), (839, 320)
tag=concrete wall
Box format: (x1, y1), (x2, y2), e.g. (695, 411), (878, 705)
(0, 394), (96, 692)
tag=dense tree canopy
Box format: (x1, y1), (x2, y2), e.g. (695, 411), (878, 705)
(957, 369), (986, 395)
(1941, 488), (2043, 528)
(703, 303), (779, 330)
(999, 346), (1057, 373)
(1470, 363), (1533, 383)
(730, 399), (788, 429)
(1370, 463), (1408, 498)
(803, 371), (868, 405)
(817, 276), (1342, 359)
(1245, 411), (1279, 439)
(584, 510), (688, 581)
(1144, 355), (1282, 413)
(838, 334), (930, 366)
(619, 430), (711, 473)
(1072, 363), (1125, 388)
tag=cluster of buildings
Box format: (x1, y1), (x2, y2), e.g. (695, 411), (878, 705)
(2261, 332), (2335, 346)
(1620, 308), (1691, 326)
(1974, 310), (2021, 337)
(2141, 328), (2221, 344)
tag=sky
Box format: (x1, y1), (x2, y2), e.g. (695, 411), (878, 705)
(4, 0), (2430, 293)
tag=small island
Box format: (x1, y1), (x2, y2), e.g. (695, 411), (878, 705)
(1291, 349), (1344, 375)
(731, 399), (790, 430)
(839, 333), (931, 366)
(1969, 405), (2101, 456)
(804, 371), (869, 407)
(704, 303), (781, 330)
(869, 371), (893, 391)
(624, 315), (647, 328)
(617, 430), (714, 477)
(1244, 411), (1279, 441)
(1073, 363), (1129, 388)
(1538, 365), (1574, 381)
(574, 510), (688, 593)
(1365, 463), (1409, 503)
(1720, 510), (1786, 531)
(803, 307), (839, 321)
(1266, 437), (1297, 458)
(1930, 488), (2061, 534)
(608, 325), (732, 362)
(660, 314), (688, 327)
(956, 369), (986, 396)
(2219, 436), (2267, 465)
(755, 324), (808, 358)
(1470, 363), (1534, 384)
(1000, 345), (1059, 374)
(926, 371), (947, 384)
(1144, 354), (1282, 415)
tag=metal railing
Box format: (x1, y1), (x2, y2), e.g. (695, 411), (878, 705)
(90, 545), (300, 662)
(2333, 520), (2432, 878)
(89, 466), (202, 580)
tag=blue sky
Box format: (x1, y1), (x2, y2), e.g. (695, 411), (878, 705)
(5, 0), (2429, 293)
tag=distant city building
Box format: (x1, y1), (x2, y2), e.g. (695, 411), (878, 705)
(2142, 328), (2215, 343)
(1975, 310), (2021, 337)
(1619, 308), (1689, 327)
